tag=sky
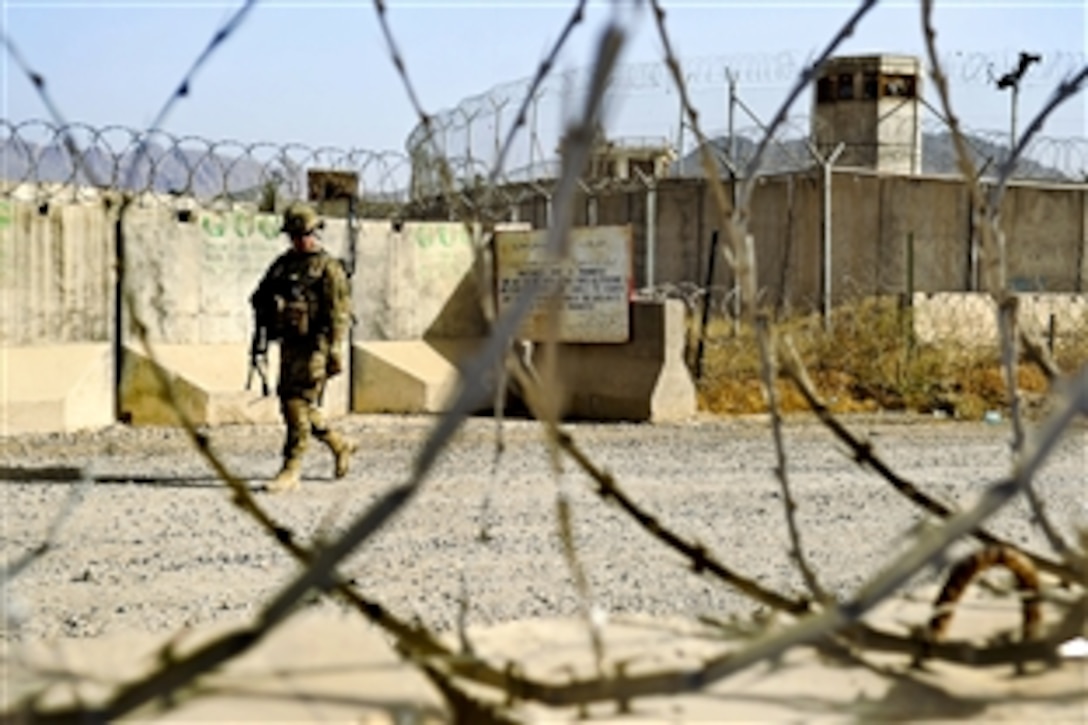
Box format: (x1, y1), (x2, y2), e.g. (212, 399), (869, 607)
(2, 0), (1086, 180)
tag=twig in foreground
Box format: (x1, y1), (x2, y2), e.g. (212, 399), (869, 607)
(779, 337), (1078, 582)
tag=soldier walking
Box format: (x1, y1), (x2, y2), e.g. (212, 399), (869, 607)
(250, 202), (354, 493)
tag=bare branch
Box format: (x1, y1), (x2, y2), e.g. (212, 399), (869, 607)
(0, 469), (91, 586)
(556, 492), (606, 675)
(648, 0), (736, 270)
(485, 0), (588, 189)
(988, 65), (1088, 211)
(555, 420), (808, 615)
(923, 2), (1080, 565)
(736, 0), (878, 214)
(780, 338), (1079, 582)
(409, 24), (626, 487)
(759, 326), (829, 603)
(1, 33), (105, 188)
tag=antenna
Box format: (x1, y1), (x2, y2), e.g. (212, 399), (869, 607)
(995, 52), (1042, 150)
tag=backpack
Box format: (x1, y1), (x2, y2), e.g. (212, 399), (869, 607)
(253, 251), (334, 343)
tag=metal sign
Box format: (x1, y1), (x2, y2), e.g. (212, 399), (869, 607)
(307, 169), (359, 202)
(495, 225), (633, 343)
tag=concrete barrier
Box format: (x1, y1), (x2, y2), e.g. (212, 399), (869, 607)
(911, 292), (1088, 348)
(531, 299), (697, 422)
(0, 344), (114, 434)
(120, 344), (349, 427)
(351, 301), (697, 422)
(351, 338), (491, 414)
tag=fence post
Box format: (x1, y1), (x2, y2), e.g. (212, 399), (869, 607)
(901, 231), (916, 369)
(821, 143), (845, 331)
(112, 196), (126, 423)
(695, 229), (720, 381)
(646, 180), (657, 290)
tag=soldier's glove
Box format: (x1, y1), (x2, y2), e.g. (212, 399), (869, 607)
(326, 351), (344, 377)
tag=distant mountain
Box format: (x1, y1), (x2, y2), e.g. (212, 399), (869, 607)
(0, 137), (288, 199)
(671, 131), (1074, 181)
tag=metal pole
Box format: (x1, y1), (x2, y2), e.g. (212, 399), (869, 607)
(1010, 82), (1019, 155)
(465, 115), (474, 167)
(728, 72), (738, 165)
(996, 52), (1041, 167)
(677, 96), (684, 163)
(905, 230), (916, 357)
(529, 97), (538, 177)
(823, 159), (833, 328)
(695, 229), (720, 381)
(728, 70), (740, 336)
(822, 143), (846, 330)
(113, 203), (125, 422)
(494, 102), (503, 163)
(346, 193), (358, 396)
(906, 231), (915, 303)
(646, 181), (657, 289)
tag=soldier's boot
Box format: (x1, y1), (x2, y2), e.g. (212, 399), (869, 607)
(267, 458), (302, 493)
(321, 431), (355, 479)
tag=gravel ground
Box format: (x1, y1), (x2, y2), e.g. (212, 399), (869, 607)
(1, 412), (1085, 643)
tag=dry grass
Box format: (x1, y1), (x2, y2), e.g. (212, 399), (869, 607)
(694, 299), (1085, 419)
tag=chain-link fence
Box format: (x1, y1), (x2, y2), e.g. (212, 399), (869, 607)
(406, 50), (1088, 190)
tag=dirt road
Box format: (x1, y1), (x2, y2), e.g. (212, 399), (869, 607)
(2, 413), (1084, 643)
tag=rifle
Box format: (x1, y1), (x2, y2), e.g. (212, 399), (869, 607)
(247, 306), (271, 397)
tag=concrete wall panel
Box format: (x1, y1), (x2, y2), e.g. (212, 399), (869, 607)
(1001, 185), (1083, 291)
(0, 198), (113, 345)
(877, 175), (969, 294)
(350, 221), (488, 342)
(831, 172), (882, 301)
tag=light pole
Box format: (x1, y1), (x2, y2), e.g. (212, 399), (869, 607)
(996, 51), (1042, 152)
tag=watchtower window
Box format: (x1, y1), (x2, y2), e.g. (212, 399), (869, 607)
(862, 72), (880, 100)
(883, 74), (917, 98)
(630, 158), (656, 179)
(837, 73), (855, 100)
(817, 76), (835, 103)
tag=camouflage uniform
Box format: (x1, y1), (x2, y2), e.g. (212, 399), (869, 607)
(250, 203), (353, 493)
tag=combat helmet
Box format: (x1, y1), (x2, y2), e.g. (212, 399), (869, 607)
(281, 202), (325, 237)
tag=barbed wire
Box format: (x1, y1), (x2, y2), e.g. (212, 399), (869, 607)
(407, 47), (1088, 182)
(4, 111), (1083, 211)
(404, 45), (1088, 145)
(4, 0), (1088, 720)
(0, 118), (414, 205)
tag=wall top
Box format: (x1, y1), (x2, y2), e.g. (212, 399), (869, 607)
(817, 54), (922, 76)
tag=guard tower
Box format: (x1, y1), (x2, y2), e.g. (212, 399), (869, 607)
(812, 54), (923, 174)
(561, 127), (676, 182)
(586, 137), (677, 181)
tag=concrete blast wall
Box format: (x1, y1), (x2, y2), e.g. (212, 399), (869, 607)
(351, 221), (489, 341)
(2, 196), (489, 431)
(505, 174), (1088, 311)
(0, 197), (114, 346)
(6, 171), (1086, 433)
(123, 208), (485, 346)
(0, 198), (115, 433)
(912, 292), (1088, 348)
(121, 208), (485, 424)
